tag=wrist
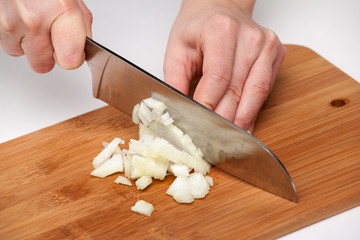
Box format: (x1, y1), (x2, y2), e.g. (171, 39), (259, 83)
(181, 0), (255, 17)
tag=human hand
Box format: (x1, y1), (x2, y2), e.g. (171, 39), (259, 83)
(164, 0), (286, 133)
(0, 0), (92, 73)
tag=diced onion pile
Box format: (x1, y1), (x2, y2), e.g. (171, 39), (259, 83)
(90, 97), (214, 217)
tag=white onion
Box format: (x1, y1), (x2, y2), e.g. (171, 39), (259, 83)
(114, 176), (132, 186)
(102, 141), (122, 154)
(138, 102), (153, 126)
(143, 97), (167, 121)
(90, 97), (215, 216)
(135, 176), (152, 190)
(166, 176), (194, 204)
(189, 173), (210, 198)
(131, 200), (154, 217)
(169, 164), (190, 177)
(93, 137), (123, 168)
(91, 153), (124, 178)
(132, 103), (140, 124)
(130, 136), (210, 175)
(160, 112), (174, 126)
(123, 155), (132, 178)
(205, 176), (214, 187)
(130, 155), (168, 180)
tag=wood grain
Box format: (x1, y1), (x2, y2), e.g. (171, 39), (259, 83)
(1, 45), (359, 240)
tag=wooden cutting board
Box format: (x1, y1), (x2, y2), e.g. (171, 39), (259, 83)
(0, 45), (359, 240)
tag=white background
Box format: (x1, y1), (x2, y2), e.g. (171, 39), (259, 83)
(0, 1), (359, 239)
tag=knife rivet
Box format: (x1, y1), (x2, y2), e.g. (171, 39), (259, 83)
(330, 98), (348, 108)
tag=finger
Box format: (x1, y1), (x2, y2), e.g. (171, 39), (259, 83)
(0, 3), (24, 56)
(51, 7), (87, 70)
(164, 41), (199, 95)
(0, 32), (24, 57)
(77, 0), (93, 38)
(193, 29), (237, 111)
(214, 36), (263, 122)
(21, 34), (55, 73)
(234, 50), (280, 131)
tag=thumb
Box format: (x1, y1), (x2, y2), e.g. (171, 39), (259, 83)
(50, 8), (89, 70)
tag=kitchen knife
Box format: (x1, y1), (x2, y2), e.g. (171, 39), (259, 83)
(85, 37), (298, 203)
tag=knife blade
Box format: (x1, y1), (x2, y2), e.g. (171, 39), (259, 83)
(85, 37), (298, 203)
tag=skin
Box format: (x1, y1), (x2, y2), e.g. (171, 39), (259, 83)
(164, 0), (286, 132)
(0, 0), (92, 73)
(0, 0), (285, 133)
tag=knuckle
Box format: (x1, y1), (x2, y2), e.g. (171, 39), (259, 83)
(23, 13), (42, 32)
(248, 27), (265, 47)
(266, 29), (280, 49)
(208, 14), (238, 35)
(251, 82), (270, 99)
(0, 13), (16, 34)
(82, 7), (93, 24)
(208, 70), (231, 86)
(226, 85), (242, 105)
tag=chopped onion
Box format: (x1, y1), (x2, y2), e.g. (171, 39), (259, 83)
(130, 155), (168, 180)
(91, 153), (124, 178)
(114, 176), (132, 186)
(166, 176), (194, 204)
(143, 97), (167, 121)
(132, 103), (140, 124)
(93, 137), (123, 168)
(169, 164), (190, 177)
(205, 176), (214, 187)
(131, 200), (154, 217)
(138, 102), (153, 126)
(123, 154), (132, 178)
(135, 176), (152, 190)
(145, 122), (205, 162)
(189, 173), (210, 199)
(102, 141), (122, 154)
(130, 136), (210, 175)
(139, 134), (154, 144)
(90, 97), (215, 216)
(160, 112), (174, 126)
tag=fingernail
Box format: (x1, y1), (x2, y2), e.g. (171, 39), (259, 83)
(247, 122), (255, 134)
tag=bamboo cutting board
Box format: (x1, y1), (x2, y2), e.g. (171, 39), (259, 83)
(0, 45), (359, 240)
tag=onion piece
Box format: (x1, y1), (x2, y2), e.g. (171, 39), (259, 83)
(138, 102), (153, 126)
(114, 175), (132, 186)
(102, 141), (122, 154)
(130, 136), (210, 175)
(143, 97), (167, 121)
(131, 200), (154, 217)
(166, 176), (194, 204)
(205, 175), (214, 187)
(135, 176), (153, 190)
(189, 173), (210, 199)
(91, 153), (124, 178)
(145, 122), (205, 161)
(93, 137), (123, 168)
(169, 164), (190, 177)
(160, 112), (174, 126)
(130, 155), (168, 180)
(124, 154), (132, 178)
(132, 103), (140, 124)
